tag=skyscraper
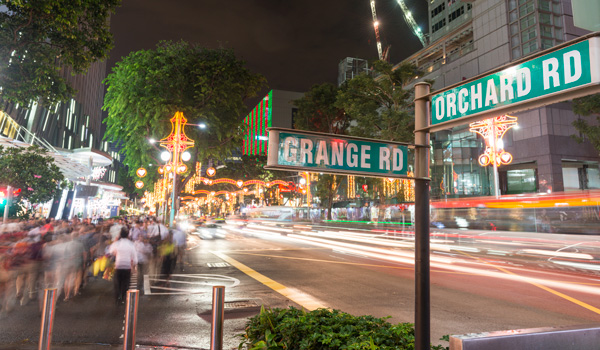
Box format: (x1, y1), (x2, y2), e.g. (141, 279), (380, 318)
(399, 0), (598, 197)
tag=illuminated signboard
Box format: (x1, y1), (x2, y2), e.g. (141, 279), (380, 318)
(267, 128), (409, 178)
(431, 37), (600, 126)
(243, 90), (272, 155)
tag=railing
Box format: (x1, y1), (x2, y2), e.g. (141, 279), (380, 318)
(38, 286), (226, 349)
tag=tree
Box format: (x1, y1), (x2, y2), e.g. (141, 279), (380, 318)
(572, 93), (600, 154)
(0, 145), (65, 211)
(0, 0), (121, 106)
(294, 83), (350, 134)
(336, 61), (422, 143)
(336, 61), (423, 204)
(293, 83), (350, 219)
(103, 41), (266, 199)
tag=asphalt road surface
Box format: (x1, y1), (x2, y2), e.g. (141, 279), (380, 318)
(1, 223), (599, 349)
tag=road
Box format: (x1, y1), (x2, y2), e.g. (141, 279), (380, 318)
(1, 222), (599, 349)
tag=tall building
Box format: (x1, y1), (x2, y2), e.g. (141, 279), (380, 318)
(1, 60), (107, 152)
(242, 89), (304, 156)
(399, 0), (598, 198)
(338, 57), (370, 87)
(0, 58), (123, 218)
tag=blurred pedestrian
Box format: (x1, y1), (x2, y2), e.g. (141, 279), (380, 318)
(171, 227), (187, 272)
(134, 237), (152, 294)
(108, 228), (137, 304)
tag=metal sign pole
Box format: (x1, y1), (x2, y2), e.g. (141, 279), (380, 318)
(38, 288), (57, 350)
(123, 289), (139, 350)
(211, 286), (225, 350)
(414, 82), (431, 350)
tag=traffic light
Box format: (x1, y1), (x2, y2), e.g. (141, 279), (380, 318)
(0, 190), (5, 205)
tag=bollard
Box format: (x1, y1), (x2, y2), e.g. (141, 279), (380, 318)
(123, 289), (139, 350)
(210, 286), (225, 350)
(38, 288), (57, 350)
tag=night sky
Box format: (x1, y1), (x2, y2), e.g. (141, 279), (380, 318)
(108, 0), (428, 96)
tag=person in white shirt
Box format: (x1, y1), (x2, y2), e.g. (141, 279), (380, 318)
(146, 219), (168, 240)
(108, 228), (138, 304)
(171, 227), (187, 272)
(134, 237), (152, 294)
(130, 221), (146, 241)
(109, 218), (124, 242)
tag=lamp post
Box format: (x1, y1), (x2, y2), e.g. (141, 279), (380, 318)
(469, 115), (518, 199)
(159, 112), (195, 227)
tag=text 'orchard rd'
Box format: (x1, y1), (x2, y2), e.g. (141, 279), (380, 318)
(431, 37), (600, 125)
(266, 129), (410, 178)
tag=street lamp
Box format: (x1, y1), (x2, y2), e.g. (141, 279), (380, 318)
(159, 111), (195, 226)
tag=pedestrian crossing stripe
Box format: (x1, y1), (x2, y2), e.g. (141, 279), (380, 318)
(143, 274), (240, 295)
(207, 262), (231, 267)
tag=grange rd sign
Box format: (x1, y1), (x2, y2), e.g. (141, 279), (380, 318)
(266, 128), (410, 178)
(431, 36), (600, 126)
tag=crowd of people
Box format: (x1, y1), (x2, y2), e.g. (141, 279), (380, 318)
(0, 216), (187, 315)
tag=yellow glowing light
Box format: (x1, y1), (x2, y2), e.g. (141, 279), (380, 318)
(136, 168), (147, 178)
(470, 115), (518, 167)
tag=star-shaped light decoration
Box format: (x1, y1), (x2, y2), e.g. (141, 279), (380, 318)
(159, 112), (195, 174)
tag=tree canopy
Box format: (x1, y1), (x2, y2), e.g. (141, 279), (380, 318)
(0, 145), (64, 205)
(572, 93), (600, 155)
(293, 83), (350, 134)
(337, 61), (422, 142)
(293, 61), (423, 216)
(0, 0), (121, 106)
(103, 40), (266, 195)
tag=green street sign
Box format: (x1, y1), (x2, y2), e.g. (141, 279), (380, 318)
(431, 37), (600, 125)
(266, 128), (410, 178)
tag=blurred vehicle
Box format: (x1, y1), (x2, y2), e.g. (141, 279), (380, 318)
(429, 190), (600, 234)
(244, 206), (310, 223)
(179, 217), (205, 233)
(194, 219), (227, 239)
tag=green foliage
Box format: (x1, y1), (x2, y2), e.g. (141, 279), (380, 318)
(116, 165), (141, 199)
(293, 84), (350, 213)
(572, 93), (600, 155)
(313, 174), (343, 220)
(294, 83), (350, 134)
(217, 155), (289, 183)
(0, 0), (121, 106)
(0, 145), (65, 205)
(103, 40), (266, 192)
(240, 306), (448, 350)
(336, 61), (421, 143)
(293, 61), (422, 212)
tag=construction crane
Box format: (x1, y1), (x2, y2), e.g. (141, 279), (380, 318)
(395, 0), (427, 47)
(369, 0), (391, 61)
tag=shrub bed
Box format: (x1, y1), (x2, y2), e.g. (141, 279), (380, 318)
(240, 306), (448, 350)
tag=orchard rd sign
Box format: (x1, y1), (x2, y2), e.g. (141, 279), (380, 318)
(266, 128), (410, 178)
(431, 37), (600, 126)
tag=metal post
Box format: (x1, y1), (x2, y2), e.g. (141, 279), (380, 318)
(38, 288), (57, 350)
(491, 118), (500, 199)
(123, 289), (139, 350)
(211, 286), (225, 350)
(170, 169), (177, 226)
(414, 82), (431, 350)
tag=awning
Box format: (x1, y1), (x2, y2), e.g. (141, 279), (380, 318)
(0, 136), (112, 180)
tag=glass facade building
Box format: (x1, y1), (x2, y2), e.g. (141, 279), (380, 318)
(399, 0), (598, 200)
